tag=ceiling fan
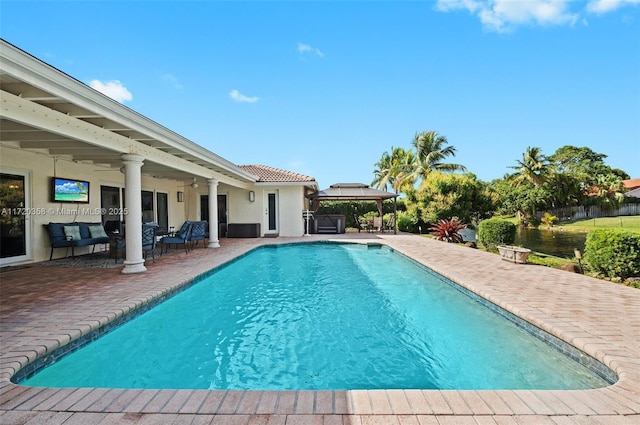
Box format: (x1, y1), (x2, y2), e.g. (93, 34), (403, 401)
(177, 177), (199, 189)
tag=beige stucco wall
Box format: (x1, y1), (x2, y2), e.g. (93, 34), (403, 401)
(261, 186), (307, 237)
(0, 147), (186, 264)
(207, 185), (308, 237)
(225, 186), (263, 225)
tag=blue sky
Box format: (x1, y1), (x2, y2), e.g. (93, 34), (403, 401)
(2, 1), (639, 188)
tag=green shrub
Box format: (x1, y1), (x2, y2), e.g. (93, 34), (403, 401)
(540, 212), (558, 229)
(478, 218), (516, 251)
(396, 210), (417, 233)
(584, 229), (640, 281)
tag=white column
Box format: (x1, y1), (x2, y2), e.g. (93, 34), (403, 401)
(121, 154), (147, 274)
(207, 178), (220, 248)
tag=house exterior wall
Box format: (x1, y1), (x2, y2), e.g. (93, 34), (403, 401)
(225, 186), (262, 224)
(0, 147), (189, 264)
(215, 185), (308, 237)
(0, 146), (313, 266)
(264, 185), (307, 237)
(625, 187), (640, 199)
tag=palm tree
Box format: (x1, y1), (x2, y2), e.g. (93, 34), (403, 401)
(410, 131), (466, 182)
(593, 173), (625, 209)
(372, 146), (415, 194)
(509, 146), (549, 187)
(372, 150), (393, 192)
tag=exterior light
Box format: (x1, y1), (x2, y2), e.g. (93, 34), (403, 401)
(574, 248), (583, 270)
(249, 191), (255, 202)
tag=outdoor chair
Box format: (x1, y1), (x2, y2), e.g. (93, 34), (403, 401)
(373, 216), (383, 232)
(353, 214), (366, 233)
(363, 217), (375, 233)
(189, 220), (208, 249)
(112, 223), (158, 263)
(141, 223), (158, 262)
(385, 214), (395, 231)
(159, 221), (193, 254)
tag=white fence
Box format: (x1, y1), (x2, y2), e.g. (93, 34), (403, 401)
(535, 203), (640, 221)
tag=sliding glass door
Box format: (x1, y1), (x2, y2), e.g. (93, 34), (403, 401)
(0, 171), (31, 265)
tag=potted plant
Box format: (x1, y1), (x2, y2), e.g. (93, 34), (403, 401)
(497, 245), (532, 264)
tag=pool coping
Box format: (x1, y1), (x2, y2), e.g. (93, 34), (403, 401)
(1, 233), (639, 421)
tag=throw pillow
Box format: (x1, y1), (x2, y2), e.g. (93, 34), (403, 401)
(88, 225), (108, 239)
(63, 225), (81, 241)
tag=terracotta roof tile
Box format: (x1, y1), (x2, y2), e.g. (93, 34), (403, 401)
(622, 178), (640, 189)
(239, 165), (316, 183)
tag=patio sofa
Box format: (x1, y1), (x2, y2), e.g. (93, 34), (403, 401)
(44, 222), (110, 260)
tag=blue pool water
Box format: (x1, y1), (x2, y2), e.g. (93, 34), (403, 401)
(22, 243), (610, 390)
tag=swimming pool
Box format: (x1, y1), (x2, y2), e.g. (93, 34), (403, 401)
(20, 242), (611, 390)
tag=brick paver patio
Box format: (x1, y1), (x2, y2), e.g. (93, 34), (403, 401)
(1, 233), (639, 424)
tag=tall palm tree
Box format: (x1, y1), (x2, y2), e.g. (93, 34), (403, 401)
(372, 146), (415, 194)
(410, 131), (466, 182)
(509, 146), (549, 187)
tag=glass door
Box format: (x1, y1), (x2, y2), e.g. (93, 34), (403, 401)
(0, 171), (31, 265)
(266, 191), (278, 234)
(141, 190), (154, 223)
(200, 194), (227, 237)
(156, 192), (168, 232)
(101, 185), (122, 232)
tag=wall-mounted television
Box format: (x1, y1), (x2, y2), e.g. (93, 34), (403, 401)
(51, 177), (90, 203)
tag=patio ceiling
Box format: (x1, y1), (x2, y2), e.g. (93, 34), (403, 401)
(0, 40), (257, 187)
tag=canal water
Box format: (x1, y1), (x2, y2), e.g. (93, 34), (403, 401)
(514, 228), (587, 258)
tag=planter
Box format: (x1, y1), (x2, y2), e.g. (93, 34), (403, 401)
(498, 245), (531, 264)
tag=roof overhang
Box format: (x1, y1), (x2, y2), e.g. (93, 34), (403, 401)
(255, 181), (319, 189)
(307, 183), (397, 201)
(0, 39), (258, 188)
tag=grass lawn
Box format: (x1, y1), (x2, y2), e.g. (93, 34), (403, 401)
(557, 215), (640, 234)
(498, 215), (640, 234)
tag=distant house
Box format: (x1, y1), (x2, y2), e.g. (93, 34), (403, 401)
(0, 40), (318, 273)
(623, 178), (640, 199)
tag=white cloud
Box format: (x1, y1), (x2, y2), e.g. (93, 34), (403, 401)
(297, 42), (324, 58)
(162, 73), (183, 90)
(229, 89), (259, 103)
(587, 0), (640, 14)
(436, 0), (483, 13)
(436, 0), (581, 32)
(89, 79), (133, 103)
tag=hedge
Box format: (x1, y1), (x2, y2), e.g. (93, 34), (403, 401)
(584, 229), (640, 281)
(478, 218), (516, 250)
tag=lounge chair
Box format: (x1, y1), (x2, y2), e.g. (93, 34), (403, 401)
(159, 221), (193, 254)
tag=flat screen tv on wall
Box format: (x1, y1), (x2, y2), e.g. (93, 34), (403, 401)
(51, 177), (90, 203)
